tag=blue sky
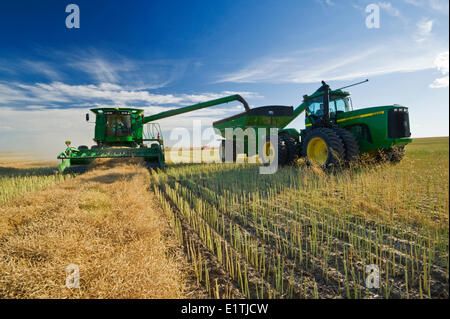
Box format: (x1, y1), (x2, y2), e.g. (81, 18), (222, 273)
(0, 0), (448, 156)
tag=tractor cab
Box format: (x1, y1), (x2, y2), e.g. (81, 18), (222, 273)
(304, 86), (351, 127)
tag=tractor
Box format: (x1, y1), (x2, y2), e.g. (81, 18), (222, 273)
(213, 80), (412, 167)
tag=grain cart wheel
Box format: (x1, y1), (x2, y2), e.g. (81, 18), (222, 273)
(259, 135), (288, 166)
(281, 134), (299, 165)
(301, 128), (345, 169)
(333, 127), (360, 164)
(219, 139), (237, 163)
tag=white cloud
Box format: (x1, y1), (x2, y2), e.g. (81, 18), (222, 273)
(219, 40), (444, 84)
(315, 0), (335, 6)
(0, 101), (252, 157)
(415, 18), (434, 42)
(22, 61), (62, 81)
(403, 0), (449, 14)
(0, 79), (263, 155)
(0, 81), (261, 108)
(378, 2), (401, 16)
(0, 50), (193, 91)
(430, 51), (449, 88)
(428, 0), (449, 13)
(429, 76), (449, 88)
(434, 51), (449, 74)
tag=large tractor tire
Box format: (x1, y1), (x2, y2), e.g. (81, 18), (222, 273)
(301, 128), (345, 169)
(280, 134), (299, 165)
(78, 145), (89, 150)
(259, 135), (288, 166)
(333, 127), (360, 164)
(219, 139), (237, 163)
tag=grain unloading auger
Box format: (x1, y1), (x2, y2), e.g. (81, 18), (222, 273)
(57, 95), (250, 173)
(213, 80), (412, 168)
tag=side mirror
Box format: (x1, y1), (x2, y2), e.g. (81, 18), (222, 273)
(86, 113), (89, 122)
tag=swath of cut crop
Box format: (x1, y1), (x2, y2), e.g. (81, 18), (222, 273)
(0, 160), (189, 298)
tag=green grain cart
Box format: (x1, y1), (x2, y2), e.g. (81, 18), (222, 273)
(213, 80), (412, 167)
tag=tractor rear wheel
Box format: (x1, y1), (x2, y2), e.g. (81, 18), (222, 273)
(78, 145), (89, 150)
(301, 128), (345, 169)
(333, 127), (360, 164)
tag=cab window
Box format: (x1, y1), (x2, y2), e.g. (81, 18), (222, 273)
(333, 98), (348, 113)
(306, 97), (325, 118)
(106, 114), (132, 137)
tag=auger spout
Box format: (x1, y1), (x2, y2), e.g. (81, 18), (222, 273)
(143, 94), (250, 123)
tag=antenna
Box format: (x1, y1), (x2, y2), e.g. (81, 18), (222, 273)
(337, 79), (369, 91)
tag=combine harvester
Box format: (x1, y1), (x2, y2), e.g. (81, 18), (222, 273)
(57, 95), (249, 173)
(213, 80), (412, 168)
(57, 80), (412, 172)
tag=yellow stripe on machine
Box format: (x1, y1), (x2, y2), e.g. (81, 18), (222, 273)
(337, 111), (384, 123)
(305, 110), (384, 127)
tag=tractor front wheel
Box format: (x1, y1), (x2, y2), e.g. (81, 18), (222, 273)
(301, 128), (345, 169)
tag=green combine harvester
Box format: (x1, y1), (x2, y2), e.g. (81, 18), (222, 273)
(57, 95), (249, 173)
(57, 79), (412, 172)
(213, 80), (412, 168)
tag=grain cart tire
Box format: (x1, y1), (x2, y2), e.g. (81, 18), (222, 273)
(301, 128), (345, 169)
(333, 127), (360, 164)
(219, 140), (237, 163)
(281, 134), (299, 165)
(259, 135), (288, 166)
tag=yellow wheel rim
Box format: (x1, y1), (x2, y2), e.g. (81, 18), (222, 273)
(307, 137), (328, 166)
(260, 141), (276, 163)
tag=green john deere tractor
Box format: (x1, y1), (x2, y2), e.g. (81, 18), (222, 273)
(213, 80), (412, 168)
(57, 95), (250, 173)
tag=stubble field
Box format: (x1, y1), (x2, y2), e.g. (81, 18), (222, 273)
(0, 137), (448, 298)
